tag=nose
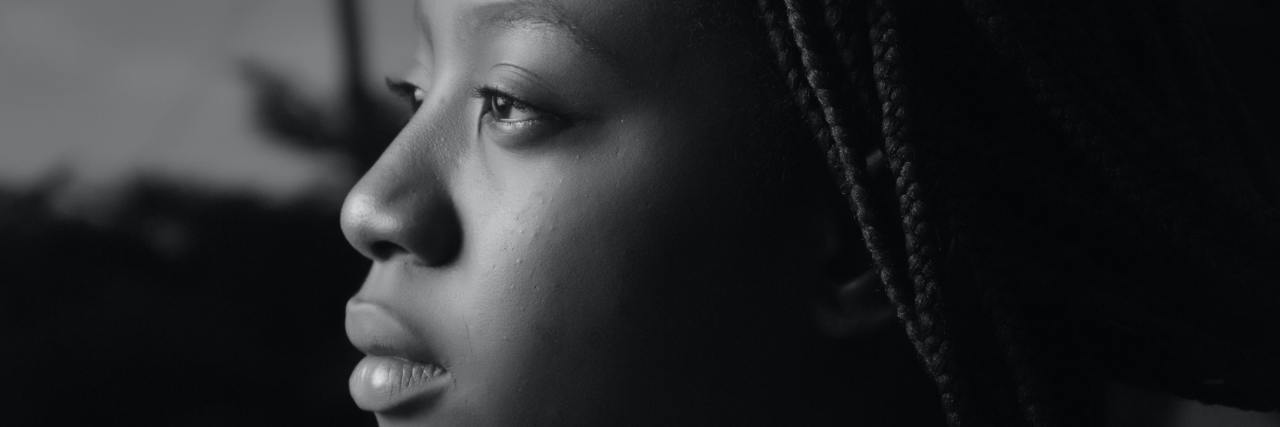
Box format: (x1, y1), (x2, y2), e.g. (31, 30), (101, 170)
(340, 143), (463, 267)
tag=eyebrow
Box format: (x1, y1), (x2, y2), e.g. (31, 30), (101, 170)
(467, 0), (617, 65)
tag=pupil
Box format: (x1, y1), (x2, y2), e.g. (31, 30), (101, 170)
(493, 96), (512, 119)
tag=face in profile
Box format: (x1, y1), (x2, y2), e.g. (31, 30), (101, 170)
(340, 0), (891, 425)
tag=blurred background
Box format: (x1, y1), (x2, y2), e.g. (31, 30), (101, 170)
(0, 0), (1277, 426)
(1, 0), (411, 425)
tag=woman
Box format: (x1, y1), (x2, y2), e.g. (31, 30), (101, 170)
(340, 0), (1280, 425)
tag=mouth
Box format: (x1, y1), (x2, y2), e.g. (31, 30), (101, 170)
(346, 299), (451, 413)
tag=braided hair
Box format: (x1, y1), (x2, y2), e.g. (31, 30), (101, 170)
(752, 0), (1280, 425)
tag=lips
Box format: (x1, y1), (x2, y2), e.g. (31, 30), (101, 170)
(346, 299), (450, 413)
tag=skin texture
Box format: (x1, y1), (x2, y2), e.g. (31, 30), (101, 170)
(337, 1), (1280, 426)
(340, 0), (926, 425)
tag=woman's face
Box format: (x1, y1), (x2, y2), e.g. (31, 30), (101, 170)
(340, 0), (856, 424)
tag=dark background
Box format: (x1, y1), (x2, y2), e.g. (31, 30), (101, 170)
(1, 1), (1277, 425)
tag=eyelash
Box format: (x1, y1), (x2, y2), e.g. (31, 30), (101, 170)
(384, 78), (558, 127)
(470, 86), (559, 129)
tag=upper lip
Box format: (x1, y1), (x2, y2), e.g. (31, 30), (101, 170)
(345, 298), (443, 367)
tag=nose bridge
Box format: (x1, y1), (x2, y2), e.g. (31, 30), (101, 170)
(340, 124), (464, 267)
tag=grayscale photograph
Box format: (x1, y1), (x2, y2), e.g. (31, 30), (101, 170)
(2, 0), (1278, 425)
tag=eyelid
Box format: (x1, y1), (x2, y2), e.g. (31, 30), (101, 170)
(471, 86), (558, 122)
(482, 64), (581, 118)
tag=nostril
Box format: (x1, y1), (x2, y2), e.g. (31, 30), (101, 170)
(340, 165), (462, 267)
(340, 192), (464, 266)
(369, 241), (406, 261)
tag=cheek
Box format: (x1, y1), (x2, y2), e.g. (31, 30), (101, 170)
(445, 149), (641, 421)
(446, 113), (811, 421)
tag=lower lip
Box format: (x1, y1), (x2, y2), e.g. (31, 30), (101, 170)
(349, 355), (449, 413)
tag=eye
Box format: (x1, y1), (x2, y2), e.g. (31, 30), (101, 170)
(475, 87), (557, 129)
(484, 90), (536, 122)
(386, 78), (426, 112)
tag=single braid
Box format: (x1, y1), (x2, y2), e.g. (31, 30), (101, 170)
(819, 0), (879, 145)
(866, 1), (975, 425)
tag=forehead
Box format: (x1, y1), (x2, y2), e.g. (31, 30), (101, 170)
(416, 0), (713, 77)
(417, 0), (688, 31)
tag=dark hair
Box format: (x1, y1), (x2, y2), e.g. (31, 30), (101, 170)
(753, 0), (1280, 425)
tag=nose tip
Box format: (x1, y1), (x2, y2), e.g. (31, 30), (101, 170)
(339, 192), (394, 260)
(340, 182), (463, 267)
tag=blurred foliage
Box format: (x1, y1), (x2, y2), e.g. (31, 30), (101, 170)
(0, 1), (408, 424)
(240, 60), (405, 169)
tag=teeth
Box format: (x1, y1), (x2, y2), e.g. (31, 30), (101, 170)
(350, 356), (449, 412)
(361, 358), (445, 396)
(405, 363), (444, 387)
(396, 362), (445, 390)
(401, 364), (414, 390)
